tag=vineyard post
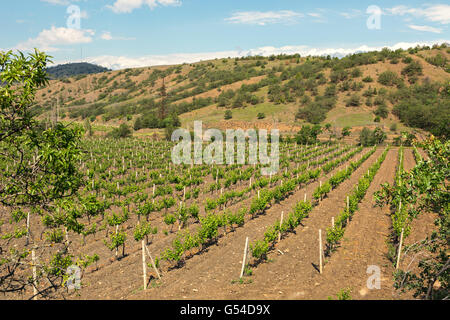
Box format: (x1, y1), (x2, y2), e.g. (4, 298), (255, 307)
(396, 228), (404, 270)
(65, 226), (69, 246)
(278, 211), (284, 243)
(145, 246), (161, 280)
(240, 237), (249, 279)
(115, 225), (119, 258)
(346, 196), (350, 225)
(319, 181), (322, 200)
(178, 202), (182, 230)
(332, 217), (335, 228)
(304, 193), (307, 202)
(142, 240), (147, 290)
(26, 212), (30, 246)
(319, 230), (324, 274)
(32, 248), (38, 300)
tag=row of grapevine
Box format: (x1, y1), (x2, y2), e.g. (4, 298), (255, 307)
(325, 147), (389, 253)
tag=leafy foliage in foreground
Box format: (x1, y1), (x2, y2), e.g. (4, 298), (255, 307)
(375, 138), (449, 299)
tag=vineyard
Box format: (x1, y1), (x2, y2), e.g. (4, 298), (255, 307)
(1, 133), (446, 300)
(0, 50), (448, 301)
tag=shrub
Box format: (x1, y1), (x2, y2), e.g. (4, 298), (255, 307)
(374, 104), (389, 119)
(224, 110), (233, 120)
(359, 127), (386, 146)
(108, 123), (132, 139)
(378, 71), (400, 86)
(390, 123), (397, 132)
(345, 94), (361, 107)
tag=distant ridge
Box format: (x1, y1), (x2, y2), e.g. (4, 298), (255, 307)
(46, 62), (111, 79)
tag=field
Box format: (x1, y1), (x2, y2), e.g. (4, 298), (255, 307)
(0, 44), (448, 302)
(0, 136), (440, 300)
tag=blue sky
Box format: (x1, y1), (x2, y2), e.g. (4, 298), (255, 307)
(1, 0), (449, 69)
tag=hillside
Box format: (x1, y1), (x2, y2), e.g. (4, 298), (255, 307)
(33, 44), (450, 140)
(46, 62), (111, 79)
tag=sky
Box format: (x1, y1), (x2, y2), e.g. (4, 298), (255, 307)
(0, 0), (449, 69)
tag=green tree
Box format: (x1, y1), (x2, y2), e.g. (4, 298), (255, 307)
(296, 125), (322, 145)
(359, 127), (386, 146)
(0, 50), (84, 295)
(109, 123), (132, 139)
(342, 126), (351, 138)
(84, 118), (93, 136)
(224, 110), (233, 120)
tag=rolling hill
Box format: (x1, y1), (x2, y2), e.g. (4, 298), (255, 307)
(46, 62), (111, 79)
(33, 44), (450, 141)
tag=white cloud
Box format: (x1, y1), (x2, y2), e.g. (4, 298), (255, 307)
(307, 13), (322, 18)
(100, 31), (136, 41)
(15, 26), (95, 52)
(50, 40), (449, 70)
(225, 10), (303, 26)
(408, 25), (442, 34)
(385, 4), (450, 24)
(41, 0), (82, 5)
(41, 0), (71, 4)
(107, 0), (181, 14)
(339, 9), (363, 19)
(101, 32), (113, 41)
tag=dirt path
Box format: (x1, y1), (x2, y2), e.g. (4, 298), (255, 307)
(126, 148), (384, 300)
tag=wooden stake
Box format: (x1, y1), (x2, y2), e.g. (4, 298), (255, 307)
(332, 217), (335, 227)
(26, 212), (30, 246)
(115, 225), (119, 258)
(278, 212), (284, 243)
(346, 196), (350, 225)
(396, 228), (404, 270)
(142, 240), (147, 290)
(319, 229), (323, 274)
(240, 237), (249, 279)
(32, 249), (38, 300)
(145, 245), (161, 280)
